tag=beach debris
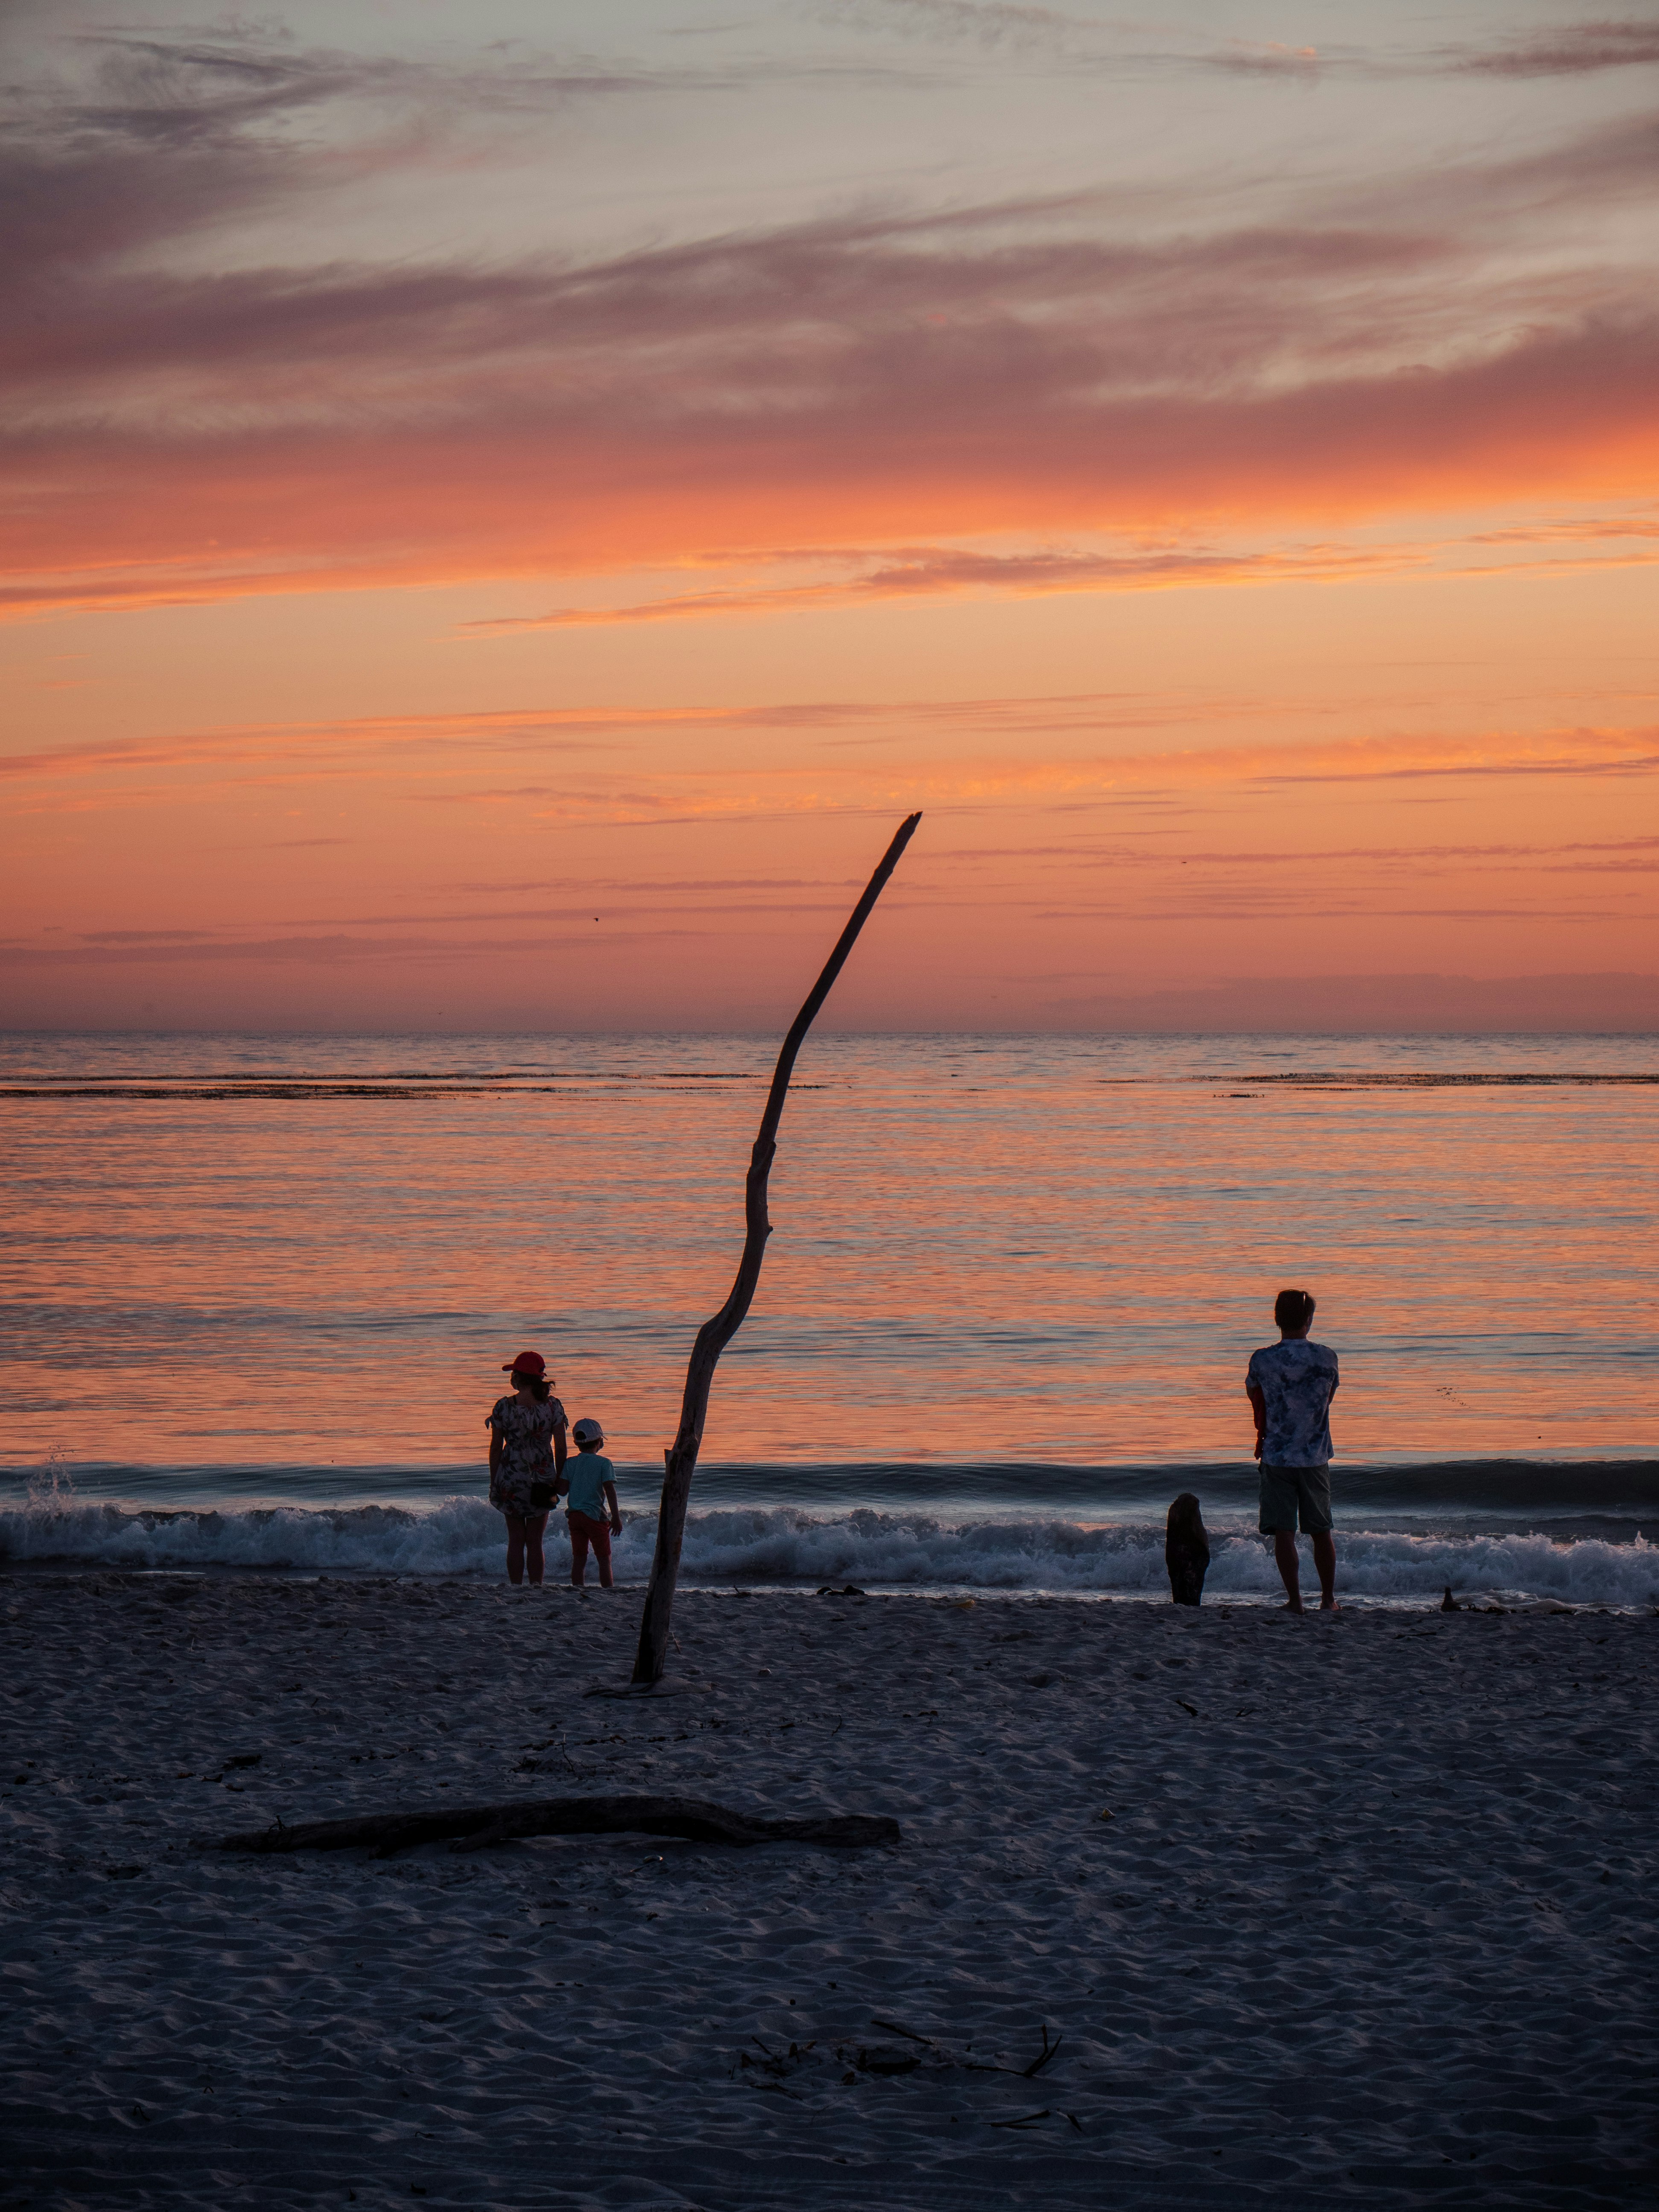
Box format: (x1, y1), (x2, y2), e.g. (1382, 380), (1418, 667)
(1025, 1671), (1056, 1688)
(630, 814), (922, 1689)
(1097, 1808), (1114, 1822)
(738, 2037), (818, 2083)
(816, 1585), (866, 1597)
(1022, 2025), (1063, 2079)
(991, 2109), (1051, 2128)
(944, 2028), (1070, 2083)
(849, 2042), (923, 2076)
(1175, 1698), (1198, 1716)
(1442, 1588), (1460, 1611)
(870, 2017), (935, 2045)
(952, 1598), (976, 1609)
(223, 1754), (262, 1770)
(207, 1791), (902, 1858)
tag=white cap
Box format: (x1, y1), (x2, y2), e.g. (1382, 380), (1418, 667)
(572, 1418), (604, 1447)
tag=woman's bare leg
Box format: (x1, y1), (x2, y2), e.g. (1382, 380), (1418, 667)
(525, 1514), (546, 1587)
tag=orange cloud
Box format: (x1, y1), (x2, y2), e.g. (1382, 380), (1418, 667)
(7, 311), (1657, 618)
(6, 698), (1655, 825)
(4, 29), (1656, 615)
(462, 542), (1417, 630)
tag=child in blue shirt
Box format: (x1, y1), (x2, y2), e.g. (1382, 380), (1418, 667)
(562, 1417), (622, 1589)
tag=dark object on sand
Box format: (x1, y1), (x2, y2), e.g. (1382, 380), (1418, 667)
(631, 814), (922, 1688)
(851, 2043), (923, 2076)
(816, 1584), (867, 1597)
(1165, 1492), (1210, 1607)
(208, 1792), (900, 1858)
(1442, 1586), (1459, 1611)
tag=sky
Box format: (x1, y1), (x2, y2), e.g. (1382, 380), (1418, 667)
(3, 0), (1656, 1033)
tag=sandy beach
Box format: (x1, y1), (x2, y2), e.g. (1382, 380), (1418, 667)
(2, 1575), (1653, 2212)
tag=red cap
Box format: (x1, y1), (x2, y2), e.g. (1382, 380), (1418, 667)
(503, 1350), (546, 1377)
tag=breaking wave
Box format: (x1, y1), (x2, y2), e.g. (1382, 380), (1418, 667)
(1, 1497), (1655, 1607)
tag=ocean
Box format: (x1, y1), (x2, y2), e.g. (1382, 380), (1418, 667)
(2, 1031), (1654, 1607)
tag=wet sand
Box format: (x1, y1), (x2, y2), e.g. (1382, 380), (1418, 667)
(2, 1575), (1654, 2210)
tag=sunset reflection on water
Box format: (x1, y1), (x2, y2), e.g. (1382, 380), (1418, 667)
(2, 1033), (1653, 1478)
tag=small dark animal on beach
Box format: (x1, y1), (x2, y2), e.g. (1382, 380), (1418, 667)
(1165, 1493), (1210, 1607)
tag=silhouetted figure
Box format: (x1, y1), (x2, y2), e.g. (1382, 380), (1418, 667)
(1165, 1491), (1210, 1607)
(563, 1416), (623, 1589)
(1247, 1287), (1341, 1613)
(487, 1351), (567, 1588)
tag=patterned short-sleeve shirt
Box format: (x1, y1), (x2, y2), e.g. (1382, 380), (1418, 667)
(487, 1392), (567, 1515)
(1247, 1339), (1339, 1467)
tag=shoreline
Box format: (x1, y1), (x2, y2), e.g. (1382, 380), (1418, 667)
(4, 1495), (1655, 1610)
(0, 1564), (1646, 1615)
(3, 1577), (1653, 2209)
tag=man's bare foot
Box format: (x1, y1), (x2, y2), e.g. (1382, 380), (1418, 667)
(1280, 1598), (1305, 1614)
(1320, 1596), (1340, 1611)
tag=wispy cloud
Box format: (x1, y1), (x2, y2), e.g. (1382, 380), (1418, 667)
(7, 687), (1655, 842)
(3, 25), (1657, 615)
(824, 5), (1659, 82)
(1450, 20), (1659, 78)
(464, 541), (1414, 630)
(819, 3), (1328, 75)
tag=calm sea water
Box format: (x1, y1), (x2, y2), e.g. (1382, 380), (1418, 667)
(2, 1031), (1654, 1604)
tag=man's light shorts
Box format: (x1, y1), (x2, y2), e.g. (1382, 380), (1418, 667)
(1259, 1464), (1333, 1534)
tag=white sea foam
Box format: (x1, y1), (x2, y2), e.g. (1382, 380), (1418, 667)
(0, 1498), (505, 1578)
(2, 1498), (1655, 1606)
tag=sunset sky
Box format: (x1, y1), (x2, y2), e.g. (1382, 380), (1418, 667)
(4, 0), (1656, 1032)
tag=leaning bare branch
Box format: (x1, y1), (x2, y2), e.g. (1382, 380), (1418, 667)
(631, 813), (922, 1686)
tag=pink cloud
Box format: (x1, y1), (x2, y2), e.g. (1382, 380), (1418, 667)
(3, 33), (1656, 612)
(6, 307), (1657, 618)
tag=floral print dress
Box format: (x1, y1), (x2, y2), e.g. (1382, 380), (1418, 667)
(487, 1393), (567, 1517)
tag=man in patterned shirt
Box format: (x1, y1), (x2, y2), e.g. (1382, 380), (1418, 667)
(1247, 1288), (1341, 1614)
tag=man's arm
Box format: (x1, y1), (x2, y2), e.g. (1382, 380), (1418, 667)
(1246, 1382), (1266, 1461)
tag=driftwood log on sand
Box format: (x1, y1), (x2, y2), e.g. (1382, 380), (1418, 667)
(208, 1792), (900, 1858)
(630, 812), (922, 1689)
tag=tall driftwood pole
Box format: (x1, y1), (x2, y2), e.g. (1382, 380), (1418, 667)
(630, 812), (922, 1686)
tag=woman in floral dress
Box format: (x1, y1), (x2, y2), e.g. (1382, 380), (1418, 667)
(486, 1351), (568, 1587)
